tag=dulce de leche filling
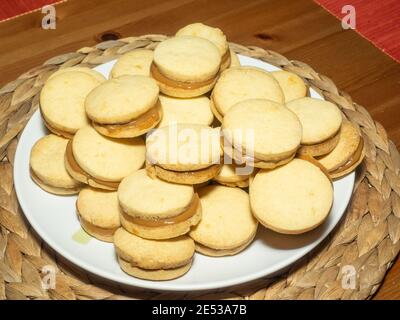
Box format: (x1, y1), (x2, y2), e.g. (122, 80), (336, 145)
(42, 115), (74, 139)
(66, 140), (120, 189)
(150, 63), (217, 90)
(122, 193), (200, 227)
(92, 100), (162, 132)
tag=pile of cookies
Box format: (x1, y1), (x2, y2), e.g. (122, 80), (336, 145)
(29, 23), (364, 281)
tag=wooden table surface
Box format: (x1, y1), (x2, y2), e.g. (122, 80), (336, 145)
(0, 0), (399, 299)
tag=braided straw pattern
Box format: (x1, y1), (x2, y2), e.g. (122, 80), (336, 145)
(0, 35), (399, 300)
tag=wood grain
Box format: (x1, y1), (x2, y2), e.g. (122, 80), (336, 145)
(0, 0), (399, 299)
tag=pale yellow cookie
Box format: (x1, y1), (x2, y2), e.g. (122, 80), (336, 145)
(65, 126), (145, 190)
(318, 121), (363, 174)
(146, 124), (222, 184)
(40, 71), (102, 137)
(110, 49), (154, 78)
(176, 23), (230, 70)
(250, 158), (333, 234)
(114, 228), (195, 280)
(287, 97), (342, 145)
(76, 187), (121, 242)
(190, 185), (258, 256)
(157, 94), (213, 127)
(118, 169), (201, 239)
(213, 163), (255, 188)
(152, 36), (221, 97)
(222, 99), (302, 164)
(48, 67), (106, 83)
(212, 67), (284, 118)
(271, 71), (307, 102)
(30, 134), (81, 195)
(85, 75), (161, 137)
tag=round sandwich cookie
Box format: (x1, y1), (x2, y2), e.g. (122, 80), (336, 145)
(85, 75), (161, 138)
(40, 70), (103, 138)
(211, 66), (284, 121)
(271, 71), (307, 103)
(157, 94), (214, 128)
(222, 99), (302, 169)
(118, 169), (201, 239)
(146, 124), (222, 184)
(114, 228), (195, 280)
(30, 134), (81, 195)
(213, 163), (256, 188)
(48, 67), (106, 83)
(189, 185), (258, 256)
(317, 121), (364, 179)
(250, 158), (333, 234)
(110, 49), (154, 78)
(287, 97), (342, 157)
(229, 49), (240, 67)
(151, 36), (221, 98)
(65, 126), (145, 190)
(76, 187), (121, 242)
(176, 23), (231, 70)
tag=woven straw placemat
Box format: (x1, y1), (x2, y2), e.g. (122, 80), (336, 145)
(0, 35), (399, 300)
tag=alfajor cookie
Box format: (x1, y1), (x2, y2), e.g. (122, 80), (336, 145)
(317, 121), (364, 179)
(48, 67), (106, 83)
(65, 126), (145, 190)
(189, 185), (258, 256)
(211, 67), (284, 121)
(222, 99), (302, 169)
(157, 94), (213, 128)
(271, 71), (307, 102)
(114, 228), (194, 280)
(176, 23), (231, 70)
(250, 158), (333, 234)
(85, 75), (161, 138)
(76, 187), (121, 242)
(40, 70), (104, 138)
(118, 169), (201, 239)
(146, 124), (222, 184)
(110, 49), (154, 78)
(213, 163), (256, 188)
(287, 97), (342, 156)
(30, 134), (81, 195)
(151, 36), (221, 98)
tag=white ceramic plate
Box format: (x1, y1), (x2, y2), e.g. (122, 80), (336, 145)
(14, 55), (354, 291)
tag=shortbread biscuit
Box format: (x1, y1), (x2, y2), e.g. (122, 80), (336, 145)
(30, 134), (81, 195)
(157, 94), (213, 127)
(176, 23), (230, 70)
(250, 158), (333, 234)
(65, 126), (145, 190)
(213, 163), (256, 188)
(146, 124), (222, 184)
(85, 75), (161, 138)
(211, 67), (284, 118)
(317, 121), (364, 179)
(48, 67), (106, 83)
(190, 185), (258, 256)
(222, 99), (302, 168)
(152, 36), (221, 97)
(76, 187), (121, 242)
(271, 71), (307, 102)
(287, 97), (342, 145)
(118, 169), (201, 239)
(40, 71), (103, 138)
(114, 228), (195, 280)
(110, 49), (154, 78)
